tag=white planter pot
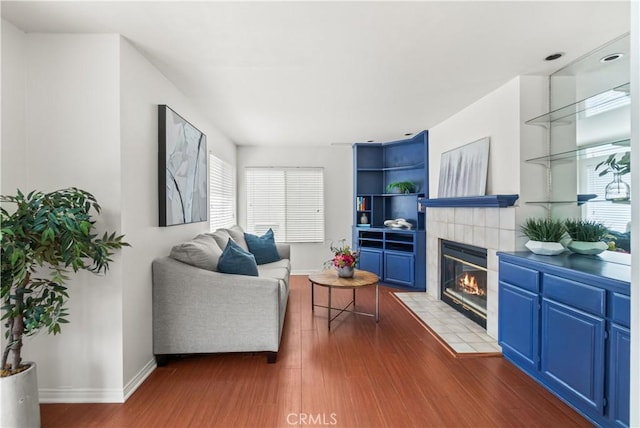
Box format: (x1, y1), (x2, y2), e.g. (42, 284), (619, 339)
(0, 362), (41, 428)
(567, 240), (608, 255)
(525, 240), (565, 256)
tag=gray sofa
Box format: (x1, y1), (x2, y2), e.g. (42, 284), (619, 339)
(152, 226), (290, 364)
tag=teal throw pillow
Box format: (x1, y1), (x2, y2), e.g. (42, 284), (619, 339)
(218, 239), (259, 276)
(244, 228), (281, 265)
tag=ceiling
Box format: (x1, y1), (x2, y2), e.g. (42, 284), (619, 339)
(1, 1), (631, 147)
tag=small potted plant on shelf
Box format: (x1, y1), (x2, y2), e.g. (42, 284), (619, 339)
(563, 218), (611, 255)
(324, 239), (359, 278)
(386, 181), (416, 194)
(595, 152), (631, 201)
(1, 188), (129, 427)
(520, 218), (566, 255)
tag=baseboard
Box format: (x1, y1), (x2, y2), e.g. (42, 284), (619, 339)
(39, 358), (157, 403)
(291, 270), (316, 276)
(39, 387), (125, 403)
(124, 358), (156, 401)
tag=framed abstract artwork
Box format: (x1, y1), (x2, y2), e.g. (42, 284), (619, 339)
(158, 105), (208, 226)
(437, 137), (490, 198)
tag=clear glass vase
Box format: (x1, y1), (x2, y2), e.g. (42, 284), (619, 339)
(604, 173), (630, 201)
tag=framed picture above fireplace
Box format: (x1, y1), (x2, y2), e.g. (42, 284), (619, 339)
(437, 137), (490, 198)
(158, 105), (208, 227)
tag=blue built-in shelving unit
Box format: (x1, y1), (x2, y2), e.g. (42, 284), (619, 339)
(352, 131), (428, 291)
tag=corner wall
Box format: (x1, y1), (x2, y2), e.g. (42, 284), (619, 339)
(1, 26), (236, 402)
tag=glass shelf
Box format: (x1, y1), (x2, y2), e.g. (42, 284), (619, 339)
(525, 139), (630, 164)
(526, 82), (630, 125)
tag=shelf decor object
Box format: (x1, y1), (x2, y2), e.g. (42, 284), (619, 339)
(520, 217), (566, 256)
(604, 173), (631, 202)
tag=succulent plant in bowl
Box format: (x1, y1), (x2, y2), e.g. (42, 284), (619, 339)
(520, 218), (566, 255)
(563, 219), (610, 255)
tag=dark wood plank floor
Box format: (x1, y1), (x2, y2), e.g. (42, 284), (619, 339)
(41, 275), (590, 427)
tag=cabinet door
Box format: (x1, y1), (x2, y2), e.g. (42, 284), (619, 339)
(358, 249), (383, 279)
(498, 282), (539, 372)
(608, 324), (630, 427)
(383, 251), (414, 287)
(541, 298), (605, 414)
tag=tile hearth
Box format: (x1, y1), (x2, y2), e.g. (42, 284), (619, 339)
(394, 292), (502, 355)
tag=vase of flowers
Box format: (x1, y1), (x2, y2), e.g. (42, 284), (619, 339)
(326, 239), (358, 278)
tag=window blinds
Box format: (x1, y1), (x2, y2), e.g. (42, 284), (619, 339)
(246, 167), (324, 242)
(209, 154), (236, 231)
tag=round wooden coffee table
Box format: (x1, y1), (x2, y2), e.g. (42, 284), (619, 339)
(308, 269), (379, 330)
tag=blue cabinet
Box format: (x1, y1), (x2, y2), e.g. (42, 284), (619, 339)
(498, 281), (539, 372)
(358, 248), (383, 279)
(541, 298), (605, 413)
(497, 252), (630, 428)
(353, 131), (428, 291)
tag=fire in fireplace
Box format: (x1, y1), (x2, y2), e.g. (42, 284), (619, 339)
(440, 240), (487, 328)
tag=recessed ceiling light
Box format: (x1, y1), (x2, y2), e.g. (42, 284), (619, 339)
(545, 53), (563, 61)
(404, 132), (413, 136)
(367, 140), (374, 143)
(600, 53), (624, 63)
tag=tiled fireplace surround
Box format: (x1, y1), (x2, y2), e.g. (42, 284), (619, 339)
(425, 206), (521, 339)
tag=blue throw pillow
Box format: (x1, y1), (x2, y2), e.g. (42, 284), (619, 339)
(244, 228), (281, 265)
(218, 239), (259, 276)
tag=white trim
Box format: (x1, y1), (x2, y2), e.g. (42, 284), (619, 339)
(39, 388), (124, 404)
(38, 359), (156, 403)
(124, 358), (157, 401)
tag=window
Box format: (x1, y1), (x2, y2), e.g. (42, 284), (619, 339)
(246, 167), (324, 242)
(579, 153), (631, 233)
(209, 154), (236, 231)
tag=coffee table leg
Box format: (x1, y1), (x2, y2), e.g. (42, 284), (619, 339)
(328, 286), (332, 330)
(353, 289), (356, 307)
(375, 283), (379, 322)
(311, 281), (314, 311)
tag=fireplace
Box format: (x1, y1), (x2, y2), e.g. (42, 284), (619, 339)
(440, 240), (487, 328)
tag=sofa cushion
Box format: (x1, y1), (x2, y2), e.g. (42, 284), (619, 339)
(169, 234), (222, 271)
(226, 225), (249, 251)
(218, 239), (259, 276)
(244, 228), (281, 265)
(257, 265), (289, 282)
(210, 229), (234, 251)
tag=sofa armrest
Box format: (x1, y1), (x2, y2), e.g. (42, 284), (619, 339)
(276, 243), (290, 260)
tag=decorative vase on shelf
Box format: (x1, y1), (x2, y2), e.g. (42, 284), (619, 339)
(360, 213), (369, 225)
(566, 240), (608, 255)
(604, 173), (630, 201)
(525, 240), (565, 256)
(337, 266), (354, 278)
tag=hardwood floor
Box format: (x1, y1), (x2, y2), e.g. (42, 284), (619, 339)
(41, 275), (590, 427)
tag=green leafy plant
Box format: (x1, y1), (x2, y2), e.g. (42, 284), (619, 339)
(386, 181), (416, 194)
(520, 218), (566, 242)
(564, 219), (610, 242)
(1, 188), (129, 376)
(595, 152), (630, 176)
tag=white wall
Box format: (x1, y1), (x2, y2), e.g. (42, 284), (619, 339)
(118, 38), (236, 397)
(237, 145), (352, 273)
(1, 27), (236, 402)
(19, 32), (124, 401)
(429, 76), (548, 243)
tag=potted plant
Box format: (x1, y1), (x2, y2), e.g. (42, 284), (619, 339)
(595, 152), (631, 201)
(386, 181), (416, 194)
(520, 218), (566, 255)
(324, 239), (359, 278)
(563, 218), (610, 255)
(1, 188), (128, 427)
